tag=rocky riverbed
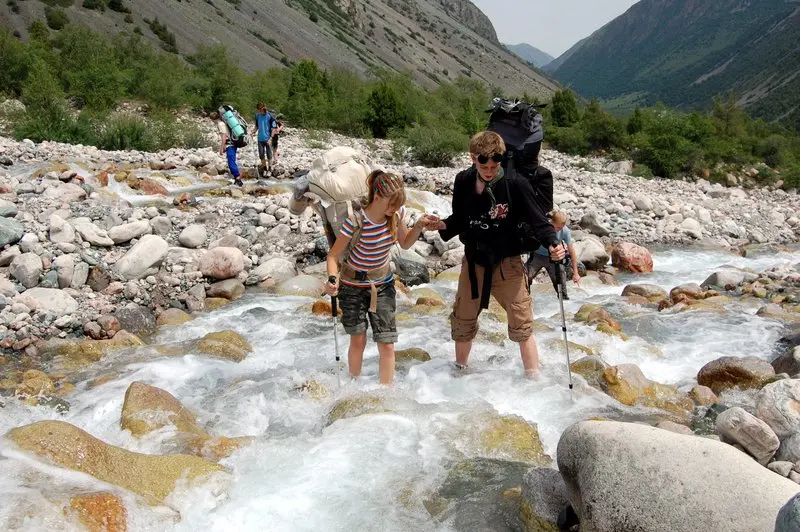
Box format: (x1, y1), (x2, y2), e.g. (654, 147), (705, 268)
(1, 124), (800, 531)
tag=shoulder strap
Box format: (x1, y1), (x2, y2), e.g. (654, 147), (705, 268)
(342, 211), (364, 264)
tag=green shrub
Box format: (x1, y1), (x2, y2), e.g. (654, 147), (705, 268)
(82, 0), (105, 10)
(548, 126), (589, 155)
(551, 89), (580, 127)
(97, 113), (155, 151)
(108, 0), (131, 12)
(0, 30), (29, 96)
(403, 124), (465, 167)
(21, 58), (64, 110)
(14, 105), (97, 145)
(366, 82), (404, 138)
(45, 7), (69, 30)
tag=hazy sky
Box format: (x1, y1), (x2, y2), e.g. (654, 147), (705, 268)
(470, 0), (640, 58)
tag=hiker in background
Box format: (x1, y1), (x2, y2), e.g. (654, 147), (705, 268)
(434, 131), (564, 379)
(325, 170), (440, 385)
(212, 110), (243, 187)
(253, 103), (275, 177)
(271, 113), (284, 163)
(526, 210), (581, 300)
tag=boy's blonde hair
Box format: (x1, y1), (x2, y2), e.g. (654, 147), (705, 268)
(549, 210), (568, 225)
(469, 131), (505, 156)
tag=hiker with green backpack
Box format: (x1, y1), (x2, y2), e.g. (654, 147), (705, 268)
(434, 130), (564, 379)
(324, 170), (440, 385)
(213, 104), (250, 187)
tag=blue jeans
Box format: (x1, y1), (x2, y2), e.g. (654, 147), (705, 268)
(225, 145), (239, 178)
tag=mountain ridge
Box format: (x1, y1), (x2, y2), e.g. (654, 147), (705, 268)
(504, 42), (554, 68)
(0, 0), (558, 98)
(550, 0), (800, 129)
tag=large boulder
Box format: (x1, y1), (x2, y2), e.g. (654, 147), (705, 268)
(108, 220), (151, 244)
(246, 257), (296, 286)
(611, 242), (653, 273)
(196, 330), (252, 362)
(114, 304), (157, 336)
(557, 420), (800, 532)
(9, 252), (42, 288)
(776, 492), (800, 532)
(277, 274), (325, 298)
(756, 380), (800, 439)
(424, 457), (530, 531)
(0, 217), (24, 247)
(702, 270), (756, 291)
(48, 214), (75, 244)
(206, 279), (245, 300)
(38, 331), (144, 366)
(178, 224), (207, 248)
(74, 222), (114, 247)
(15, 288), (78, 317)
(578, 212), (610, 237)
(715, 406), (779, 465)
(697, 356), (776, 394)
(620, 284), (667, 302)
(120, 382), (251, 461)
(573, 236), (609, 271)
(772, 346), (800, 377)
(113, 235), (169, 280)
(520, 467), (570, 532)
(44, 182), (86, 203)
(393, 255), (430, 287)
(601, 363), (694, 418)
(198, 247), (244, 280)
(6, 420), (225, 505)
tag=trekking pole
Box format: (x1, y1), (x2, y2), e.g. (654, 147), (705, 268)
(329, 276), (342, 388)
(552, 247), (574, 394)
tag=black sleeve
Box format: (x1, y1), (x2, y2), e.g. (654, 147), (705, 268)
(439, 170), (470, 242)
(512, 177), (558, 248)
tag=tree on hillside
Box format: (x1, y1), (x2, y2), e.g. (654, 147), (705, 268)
(366, 83), (403, 138)
(551, 89), (580, 127)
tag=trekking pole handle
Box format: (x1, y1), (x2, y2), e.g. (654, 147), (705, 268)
(328, 276), (338, 317)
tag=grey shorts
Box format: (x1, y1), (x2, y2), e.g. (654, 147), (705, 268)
(258, 140), (273, 160)
(338, 282), (398, 343)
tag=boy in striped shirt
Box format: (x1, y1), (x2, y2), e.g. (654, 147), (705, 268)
(326, 171), (440, 384)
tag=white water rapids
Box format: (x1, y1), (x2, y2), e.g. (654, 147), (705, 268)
(0, 241), (798, 529)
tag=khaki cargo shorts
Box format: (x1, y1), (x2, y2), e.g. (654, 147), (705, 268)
(449, 256), (533, 343)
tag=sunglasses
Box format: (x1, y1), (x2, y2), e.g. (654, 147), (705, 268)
(476, 153), (504, 164)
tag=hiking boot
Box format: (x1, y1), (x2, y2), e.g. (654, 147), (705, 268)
(234, 178), (244, 187)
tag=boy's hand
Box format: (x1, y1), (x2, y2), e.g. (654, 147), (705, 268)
(572, 271), (581, 285)
(549, 244), (566, 261)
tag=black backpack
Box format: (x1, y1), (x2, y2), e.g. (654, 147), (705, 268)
(487, 98), (554, 252)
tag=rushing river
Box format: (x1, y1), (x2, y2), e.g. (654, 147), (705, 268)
(0, 244), (798, 531)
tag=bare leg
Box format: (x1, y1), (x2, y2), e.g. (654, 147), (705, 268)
(348, 333), (367, 377)
(519, 335), (540, 377)
(377, 342), (395, 384)
(455, 340), (472, 367)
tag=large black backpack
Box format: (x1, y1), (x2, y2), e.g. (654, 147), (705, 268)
(487, 98), (554, 252)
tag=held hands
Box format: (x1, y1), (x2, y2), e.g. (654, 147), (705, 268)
(417, 214), (443, 231)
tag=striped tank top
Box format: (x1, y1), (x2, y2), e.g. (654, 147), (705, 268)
(339, 207), (406, 287)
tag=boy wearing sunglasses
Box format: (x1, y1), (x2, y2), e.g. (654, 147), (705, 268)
(434, 131), (565, 378)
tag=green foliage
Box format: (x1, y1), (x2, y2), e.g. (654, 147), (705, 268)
(366, 83), (403, 138)
(82, 0), (105, 11)
(45, 7), (69, 30)
(551, 89), (579, 127)
(21, 57), (64, 110)
(0, 30), (29, 97)
(402, 124), (465, 166)
(147, 18), (177, 53)
(4, 24), (800, 180)
(56, 26), (125, 110)
(108, 0), (131, 12)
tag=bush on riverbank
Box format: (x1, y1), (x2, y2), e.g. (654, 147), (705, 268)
(1, 23), (799, 181)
